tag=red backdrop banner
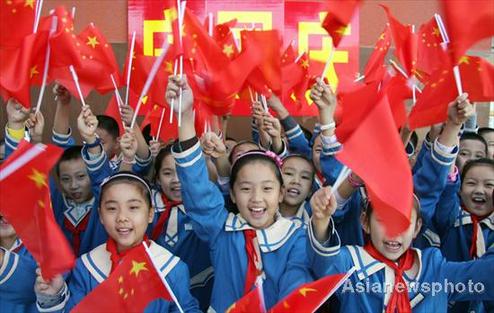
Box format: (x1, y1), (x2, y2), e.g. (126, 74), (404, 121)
(128, 0), (359, 116)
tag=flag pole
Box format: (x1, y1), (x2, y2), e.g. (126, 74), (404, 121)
(125, 31), (137, 108)
(71, 6), (76, 19)
(177, 0), (187, 128)
(331, 166), (351, 192)
(130, 41), (170, 129)
(33, 0), (44, 33)
(320, 44), (335, 81)
(35, 16), (58, 114)
(434, 13), (463, 96)
(110, 74), (126, 130)
(142, 242), (185, 313)
(69, 65), (87, 107)
(169, 59), (179, 123)
(155, 107), (167, 142)
(208, 12), (214, 37)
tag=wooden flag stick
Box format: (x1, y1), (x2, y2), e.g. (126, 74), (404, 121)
(130, 41), (170, 129)
(35, 16), (58, 114)
(320, 45), (335, 81)
(69, 65), (87, 107)
(169, 58), (179, 123)
(124, 31), (136, 108)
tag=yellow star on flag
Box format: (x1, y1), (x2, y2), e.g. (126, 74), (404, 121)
(118, 276), (124, 283)
(335, 26), (347, 35)
(432, 27), (440, 37)
(28, 168), (48, 189)
(459, 56), (470, 64)
(142, 95), (148, 105)
(30, 65), (39, 79)
(300, 59), (309, 69)
(379, 32), (386, 40)
(129, 260), (148, 277)
(299, 287), (317, 297)
(86, 36), (99, 49)
(283, 301), (290, 308)
(222, 44), (234, 58)
(165, 61), (173, 74)
(24, 0), (34, 9)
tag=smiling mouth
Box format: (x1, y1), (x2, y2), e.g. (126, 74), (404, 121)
(471, 196), (486, 204)
(383, 241), (402, 252)
(116, 228), (133, 236)
(249, 207), (266, 219)
(286, 188), (301, 197)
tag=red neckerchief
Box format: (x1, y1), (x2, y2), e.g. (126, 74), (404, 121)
(461, 205), (489, 258)
(243, 229), (263, 295)
(364, 242), (415, 313)
(150, 193), (182, 240)
(64, 213), (90, 255)
(106, 236), (150, 273)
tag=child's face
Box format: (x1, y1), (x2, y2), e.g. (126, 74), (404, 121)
(99, 183), (154, 253)
(58, 159), (92, 203)
(480, 132), (494, 159)
(96, 128), (118, 158)
(0, 216), (16, 241)
(363, 208), (422, 262)
(157, 154), (182, 202)
(311, 135), (322, 173)
(282, 158), (314, 207)
(460, 164), (494, 217)
(457, 139), (486, 172)
(231, 162), (283, 229)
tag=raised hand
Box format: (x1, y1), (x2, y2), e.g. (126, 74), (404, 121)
(77, 105), (98, 142)
(201, 132), (227, 159)
(119, 105), (134, 128)
(149, 139), (161, 158)
(6, 98), (30, 129)
(261, 113), (282, 140)
(53, 84), (71, 105)
(309, 78), (337, 112)
(26, 111), (45, 142)
(120, 129), (138, 162)
(166, 75), (194, 114)
(447, 93), (474, 126)
(34, 268), (64, 296)
(310, 186), (337, 242)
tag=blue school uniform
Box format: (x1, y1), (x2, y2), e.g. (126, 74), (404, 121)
(149, 188), (214, 311)
(319, 134), (344, 186)
(333, 188), (366, 246)
(283, 201), (312, 228)
(307, 221), (494, 313)
(173, 140), (312, 312)
(35, 241), (200, 313)
(0, 239), (38, 313)
(280, 116), (312, 157)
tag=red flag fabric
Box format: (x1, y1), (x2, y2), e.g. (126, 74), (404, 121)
(409, 55), (494, 129)
(142, 104), (178, 144)
(72, 243), (174, 313)
(364, 24), (392, 84)
(381, 75), (411, 129)
(321, 0), (362, 47)
(336, 86), (413, 237)
(226, 286), (265, 313)
(213, 19), (239, 60)
(104, 95), (125, 136)
(381, 4), (417, 77)
(0, 0), (36, 48)
(0, 141), (75, 279)
(269, 270), (355, 313)
(440, 0), (494, 63)
(416, 16), (448, 80)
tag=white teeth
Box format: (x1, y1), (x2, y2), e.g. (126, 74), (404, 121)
(250, 208), (264, 213)
(385, 241), (401, 248)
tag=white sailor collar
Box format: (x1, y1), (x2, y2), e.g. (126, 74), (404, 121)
(63, 196), (95, 227)
(152, 189), (185, 214)
(455, 208), (494, 230)
(224, 212), (299, 253)
(9, 238), (23, 252)
(81, 241), (180, 283)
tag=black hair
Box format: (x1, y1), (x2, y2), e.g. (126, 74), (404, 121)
(299, 125), (313, 143)
(99, 171), (152, 208)
(229, 150), (283, 189)
(460, 158), (494, 185)
(460, 132), (488, 155)
(153, 143), (174, 181)
(56, 146), (83, 177)
(96, 115), (119, 140)
(478, 127), (494, 137)
(282, 154), (316, 179)
(141, 124), (153, 145)
(228, 140), (260, 164)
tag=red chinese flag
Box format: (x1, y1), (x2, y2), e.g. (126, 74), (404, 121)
(72, 243), (175, 313)
(0, 141), (75, 279)
(242, 30), (282, 93)
(0, 0), (36, 48)
(104, 95), (125, 136)
(291, 54), (312, 107)
(364, 24), (392, 84)
(226, 286), (265, 313)
(214, 19), (239, 60)
(440, 0), (494, 63)
(336, 88), (413, 237)
(409, 55), (494, 129)
(416, 16), (448, 80)
(321, 0), (362, 47)
(142, 104), (178, 144)
(0, 31), (49, 107)
(381, 4), (417, 77)
(269, 270), (355, 313)
(382, 75), (411, 129)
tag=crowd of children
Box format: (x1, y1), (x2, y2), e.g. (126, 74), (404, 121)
(1, 74), (493, 313)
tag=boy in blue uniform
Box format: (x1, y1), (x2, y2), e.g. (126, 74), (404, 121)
(168, 75), (312, 312)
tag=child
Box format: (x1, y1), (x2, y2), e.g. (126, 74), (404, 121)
(308, 188), (494, 313)
(456, 132), (488, 173)
(34, 172), (200, 312)
(478, 127), (494, 159)
(0, 215), (38, 312)
(166, 75), (312, 311)
(280, 154), (315, 226)
(150, 145), (213, 311)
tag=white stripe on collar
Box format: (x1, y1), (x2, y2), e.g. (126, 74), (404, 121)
(81, 241), (179, 284)
(63, 196), (95, 227)
(454, 208), (494, 230)
(224, 213), (299, 253)
(9, 238), (23, 252)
